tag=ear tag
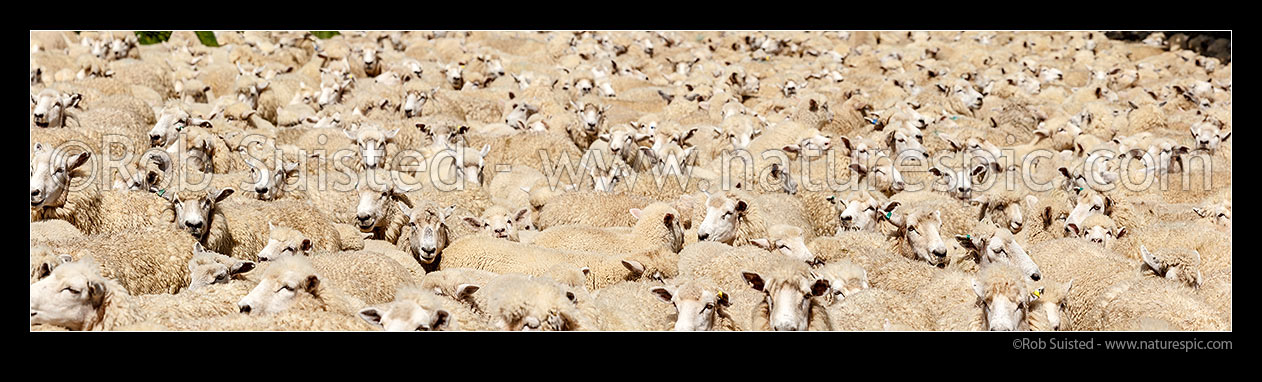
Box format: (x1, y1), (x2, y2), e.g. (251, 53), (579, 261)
(885, 211), (892, 219)
(950, 116), (958, 121)
(158, 188), (166, 197)
(1030, 287), (1044, 300)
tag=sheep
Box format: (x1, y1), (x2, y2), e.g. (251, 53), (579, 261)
(40, 225), (199, 295)
(1026, 238), (1144, 330)
(1091, 277), (1227, 331)
(235, 255), (365, 316)
(30, 219), (84, 249)
(30, 88), (82, 128)
(1070, 213), (1126, 250)
(1139, 245), (1204, 289)
(209, 197), (342, 261)
(439, 235), (678, 290)
(469, 273), (590, 331)
(740, 256), (833, 331)
(877, 200), (951, 267)
(646, 278), (739, 331)
(357, 286), (492, 331)
(535, 192), (653, 230)
(459, 204), (534, 242)
(826, 288), (935, 331)
(974, 187), (1039, 234)
(695, 190), (812, 247)
(1026, 278), (1074, 331)
(185, 244), (256, 292)
(28, 258), (256, 331)
(586, 280), (676, 331)
(748, 224), (820, 265)
(394, 200), (458, 272)
(954, 221), (1044, 281)
(530, 201), (685, 255)
(947, 263), (1034, 331)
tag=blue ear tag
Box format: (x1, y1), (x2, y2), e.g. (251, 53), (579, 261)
(966, 234), (971, 240)
(158, 188), (166, 196)
(950, 116), (958, 121)
(885, 211), (892, 219)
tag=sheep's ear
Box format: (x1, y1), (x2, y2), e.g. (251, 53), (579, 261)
(230, 260), (256, 275)
(955, 234), (981, 251)
(432, 309), (452, 330)
(358, 307), (384, 327)
(395, 201), (413, 218)
(1222, 131), (1231, 142)
(621, 260), (646, 276)
(662, 213), (675, 228)
(810, 278), (831, 297)
(1139, 245), (1162, 272)
(66, 151), (92, 171)
(343, 129), (356, 140)
(1192, 207), (1207, 217)
(749, 238), (774, 251)
(513, 208), (531, 225)
(627, 208), (642, 220)
(463, 216), (485, 229)
(384, 128), (400, 141)
(971, 278), (985, 301)
(649, 286), (674, 303)
(86, 279), (108, 308)
(741, 271), (765, 292)
(300, 239), (313, 252)
(882, 201), (901, 214)
(455, 283), (480, 301)
(479, 144), (491, 158)
(302, 275), (321, 293)
(213, 188), (235, 203)
(1065, 222), (1080, 237)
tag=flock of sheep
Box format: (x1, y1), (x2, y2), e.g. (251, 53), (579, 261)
(30, 30), (1230, 331)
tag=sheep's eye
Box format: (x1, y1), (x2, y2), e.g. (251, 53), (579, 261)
(415, 325), (430, 331)
(703, 303), (714, 311)
(279, 285), (294, 292)
(381, 192), (390, 198)
(778, 244), (789, 250)
(907, 226), (917, 233)
(63, 288), (79, 295)
(723, 212), (732, 219)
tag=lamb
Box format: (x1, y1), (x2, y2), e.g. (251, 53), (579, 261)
(460, 204), (534, 242)
(695, 190), (812, 247)
(357, 286), (492, 331)
(438, 235), (678, 290)
(530, 201), (685, 255)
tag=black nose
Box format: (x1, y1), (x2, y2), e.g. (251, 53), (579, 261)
(239, 305), (251, 313)
(31, 189), (40, 197)
(932, 249), (947, 258)
(256, 186), (268, 194)
(34, 113), (45, 119)
(357, 214), (370, 222)
(494, 228), (505, 234)
(698, 233), (710, 241)
(1031, 273), (1041, 281)
(186, 221), (203, 230)
(840, 216), (852, 222)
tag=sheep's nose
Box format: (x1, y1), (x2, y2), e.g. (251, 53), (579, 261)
(932, 248), (947, 258)
(494, 228), (505, 234)
(256, 186), (269, 194)
(840, 215), (853, 222)
(698, 232), (710, 241)
(1031, 273), (1041, 281)
(421, 246), (436, 255)
(186, 221), (203, 230)
(239, 304), (251, 313)
(31, 189), (41, 198)
(33, 113), (45, 119)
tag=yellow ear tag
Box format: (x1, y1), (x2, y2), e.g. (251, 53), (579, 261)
(1031, 287), (1044, 300)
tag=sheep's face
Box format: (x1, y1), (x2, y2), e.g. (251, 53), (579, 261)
(356, 184), (405, 233)
(236, 80), (267, 110)
(725, 119), (761, 150)
(1064, 191), (1111, 234)
(505, 103), (537, 130)
(1140, 246), (1203, 288)
(973, 273), (1030, 331)
(237, 260), (321, 315)
(444, 64), (464, 90)
(453, 144), (491, 185)
(345, 125), (398, 169)
(1027, 280), (1072, 331)
(29, 262), (105, 331)
(979, 195), (1032, 234)
(318, 70), (352, 107)
(697, 193), (747, 244)
(765, 162), (797, 195)
(839, 136), (877, 166)
(1190, 122), (1230, 153)
(30, 90), (79, 128)
(1039, 67), (1064, 83)
(832, 195), (881, 233)
(171, 188), (234, 241)
(30, 248), (73, 284)
(855, 159), (905, 196)
(1193, 202), (1231, 229)
(888, 128), (928, 163)
(793, 130), (832, 152)
(257, 224), (313, 262)
(109, 37), (135, 59)
(86, 38), (109, 59)
(951, 81), (983, 110)
(605, 126), (639, 160)
(464, 207), (530, 242)
(359, 301), (451, 331)
(751, 230), (816, 265)
(403, 89), (433, 118)
(653, 284), (730, 331)
(149, 109), (191, 148)
(360, 47), (380, 73)
(743, 270), (829, 331)
(959, 230), (1042, 281)
(402, 203), (453, 264)
(1043, 119), (1083, 152)
(187, 247), (255, 291)
(576, 102), (607, 132)
(504, 311), (573, 331)
(30, 144), (90, 209)
(891, 208), (948, 266)
(931, 165), (985, 201)
(587, 164), (625, 193)
(247, 160), (297, 201)
(820, 264), (870, 303)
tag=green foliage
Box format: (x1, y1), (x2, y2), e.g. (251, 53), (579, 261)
(311, 31), (341, 39)
(195, 31), (219, 47)
(134, 31), (172, 45)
